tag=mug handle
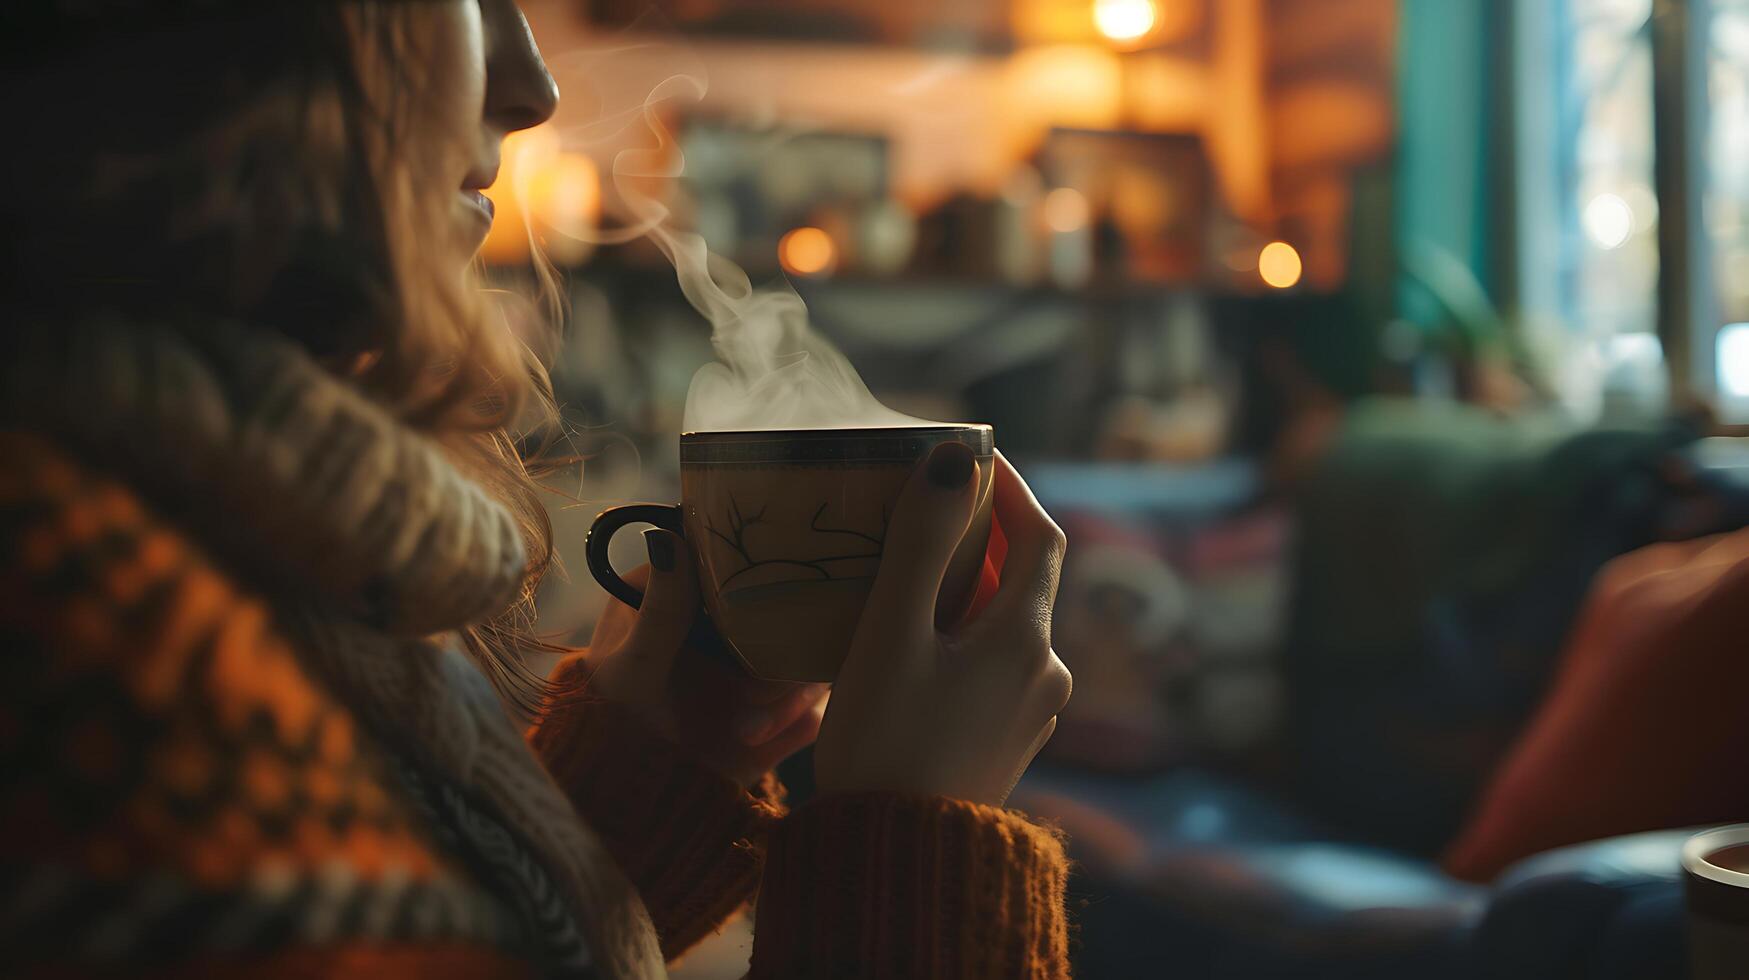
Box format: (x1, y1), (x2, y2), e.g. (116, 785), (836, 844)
(585, 503), (686, 609)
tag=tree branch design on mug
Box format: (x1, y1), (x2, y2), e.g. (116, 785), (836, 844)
(705, 493), (885, 590)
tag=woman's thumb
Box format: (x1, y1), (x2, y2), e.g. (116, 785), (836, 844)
(860, 441), (979, 643)
(622, 529), (699, 671)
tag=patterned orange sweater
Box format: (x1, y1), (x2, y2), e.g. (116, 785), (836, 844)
(0, 432), (1071, 978)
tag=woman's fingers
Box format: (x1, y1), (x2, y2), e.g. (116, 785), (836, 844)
(586, 562), (647, 652)
(982, 452), (1067, 633)
(749, 695), (830, 768)
(617, 529), (699, 679)
(735, 676), (821, 707)
(1023, 716), (1059, 767)
(855, 442), (980, 657)
(734, 683), (829, 745)
(1000, 716), (1059, 802)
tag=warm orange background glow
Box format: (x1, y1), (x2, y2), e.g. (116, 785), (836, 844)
(478, 125), (602, 267)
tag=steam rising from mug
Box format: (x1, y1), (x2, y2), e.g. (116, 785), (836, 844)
(542, 44), (930, 432)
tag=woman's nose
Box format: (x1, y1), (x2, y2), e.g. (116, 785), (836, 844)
(483, 0), (559, 134)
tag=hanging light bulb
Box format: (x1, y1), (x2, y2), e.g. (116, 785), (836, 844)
(1093, 0), (1157, 43)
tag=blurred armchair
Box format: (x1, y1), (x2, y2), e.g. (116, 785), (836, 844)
(1019, 399), (1749, 979)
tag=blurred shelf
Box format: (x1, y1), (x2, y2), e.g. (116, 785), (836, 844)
(1691, 436), (1749, 486)
(1022, 458), (1258, 519)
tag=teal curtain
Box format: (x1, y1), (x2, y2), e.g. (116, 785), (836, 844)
(1392, 0), (1510, 353)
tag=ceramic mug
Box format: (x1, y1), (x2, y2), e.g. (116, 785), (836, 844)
(586, 424), (996, 682)
(1684, 823), (1749, 980)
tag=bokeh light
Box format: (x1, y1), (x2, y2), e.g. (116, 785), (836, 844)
(1718, 322), (1749, 397)
(1258, 241), (1303, 289)
(1583, 193), (1634, 250)
(1044, 187), (1092, 234)
(779, 226), (837, 277)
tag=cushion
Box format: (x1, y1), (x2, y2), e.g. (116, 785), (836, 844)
(1473, 828), (1690, 980)
(1443, 528), (1749, 881)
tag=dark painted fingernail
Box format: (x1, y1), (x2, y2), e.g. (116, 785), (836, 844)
(644, 528), (676, 572)
(926, 441), (975, 490)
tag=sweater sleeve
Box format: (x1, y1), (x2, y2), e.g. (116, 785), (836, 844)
(527, 664), (786, 960)
(750, 792), (1072, 979)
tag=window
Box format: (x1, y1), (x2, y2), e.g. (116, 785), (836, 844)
(1709, 0), (1749, 413)
(1563, 0), (1660, 342)
(1518, 0), (1749, 420)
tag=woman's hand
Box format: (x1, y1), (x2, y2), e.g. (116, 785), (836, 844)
(814, 446), (1072, 808)
(583, 536), (828, 788)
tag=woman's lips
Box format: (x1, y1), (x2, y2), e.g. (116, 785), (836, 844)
(462, 189), (495, 223)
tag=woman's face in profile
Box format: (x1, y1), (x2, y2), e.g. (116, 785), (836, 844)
(416, 0), (557, 258)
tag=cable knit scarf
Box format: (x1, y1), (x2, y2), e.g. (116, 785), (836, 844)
(0, 319), (668, 980)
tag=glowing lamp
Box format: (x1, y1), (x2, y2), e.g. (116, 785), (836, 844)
(1259, 241), (1302, 289)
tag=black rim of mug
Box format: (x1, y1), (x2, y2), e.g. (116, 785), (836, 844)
(679, 424), (994, 466)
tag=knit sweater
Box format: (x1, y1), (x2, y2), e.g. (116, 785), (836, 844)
(0, 320), (1071, 978)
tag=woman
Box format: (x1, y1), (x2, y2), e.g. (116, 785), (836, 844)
(0, 2), (1074, 978)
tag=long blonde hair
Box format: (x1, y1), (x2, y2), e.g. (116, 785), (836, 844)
(6, 3), (565, 710)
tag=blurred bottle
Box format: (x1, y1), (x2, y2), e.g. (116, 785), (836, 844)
(1043, 186), (1094, 290)
(995, 166), (1045, 285)
(858, 197), (917, 278)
